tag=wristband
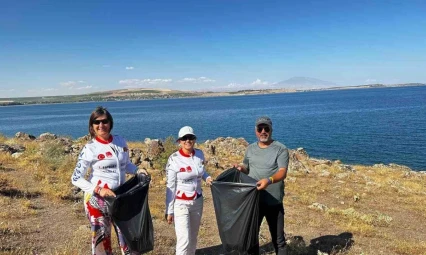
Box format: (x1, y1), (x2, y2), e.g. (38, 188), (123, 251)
(268, 177), (274, 184)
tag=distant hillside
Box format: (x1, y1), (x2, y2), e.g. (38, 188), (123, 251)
(0, 88), (202, 106)
(1, 83), (425, 106)
(275, 77), (337, 89)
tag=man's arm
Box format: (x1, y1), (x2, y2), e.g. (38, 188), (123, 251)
(257, 146), (289, 190)
(256, 167), (287, 190)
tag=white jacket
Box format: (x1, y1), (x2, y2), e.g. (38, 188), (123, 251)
(71, 135), (138, 193)
(165, 148), (210, 215)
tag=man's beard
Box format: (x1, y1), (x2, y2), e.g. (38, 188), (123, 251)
(258, 135), (270, 142)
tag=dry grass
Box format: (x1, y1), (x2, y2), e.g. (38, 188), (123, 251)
(1, 135), (426, 255)
(390, 240), (426, 255)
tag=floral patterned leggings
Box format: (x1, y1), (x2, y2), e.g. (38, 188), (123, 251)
(84, 193), (139, 255)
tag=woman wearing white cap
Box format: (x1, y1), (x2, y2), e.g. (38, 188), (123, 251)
(165, 126), (213, 255)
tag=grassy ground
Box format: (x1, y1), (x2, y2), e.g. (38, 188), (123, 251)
(0, 136), (425, 255)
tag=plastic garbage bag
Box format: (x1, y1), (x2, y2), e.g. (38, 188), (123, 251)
(211, 168), (260, 254)
(105, 174), (154, 254)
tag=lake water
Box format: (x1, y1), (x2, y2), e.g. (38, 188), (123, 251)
(0, 86), (425, 170)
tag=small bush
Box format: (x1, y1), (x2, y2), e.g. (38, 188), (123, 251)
(152, 136), (178, 170)
(39, 141), (68, 171)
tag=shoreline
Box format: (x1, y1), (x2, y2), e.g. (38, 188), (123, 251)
(1, 83), (424, 107)
(2, 132), (425, 172)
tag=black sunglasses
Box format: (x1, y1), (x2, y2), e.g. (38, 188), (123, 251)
(257, 126), (270, 133)
(180, 135), (196, 141)
(93, 119), (110, 125)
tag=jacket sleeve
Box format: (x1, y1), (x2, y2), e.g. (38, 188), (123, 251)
(123, 138), (138, 174)
(71, 145), (95, 193)
(165, 154), (177, 215)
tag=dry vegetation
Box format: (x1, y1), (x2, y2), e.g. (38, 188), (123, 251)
(0, 135), (425, 255)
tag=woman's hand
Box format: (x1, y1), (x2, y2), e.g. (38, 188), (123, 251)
(206, 176), (213, 186)
(99, 187), (116, 197)
(166, 214), (174, 224)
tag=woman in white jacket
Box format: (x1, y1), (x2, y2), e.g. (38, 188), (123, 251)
(71, 106), (147, 255)
(165, 126), (212, 255)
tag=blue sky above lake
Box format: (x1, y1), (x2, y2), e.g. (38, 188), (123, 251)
(1, 0), (425, 98)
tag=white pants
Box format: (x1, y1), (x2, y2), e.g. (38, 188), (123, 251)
(174, 197), (203, 255)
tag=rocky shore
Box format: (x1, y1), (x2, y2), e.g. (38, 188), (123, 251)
(1, 131), (421, 176)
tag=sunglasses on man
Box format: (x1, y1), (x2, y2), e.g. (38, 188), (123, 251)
(257, 125), (271, 133)
(93, 119), (110, 125)
(180, 135), (196, 141)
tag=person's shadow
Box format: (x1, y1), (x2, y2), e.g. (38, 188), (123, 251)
(195, 232), (354, 255)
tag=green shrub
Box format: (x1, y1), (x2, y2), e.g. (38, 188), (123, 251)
(153, 136), (178, 171)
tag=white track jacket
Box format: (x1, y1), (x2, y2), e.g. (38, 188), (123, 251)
(165, 148), (210, 215)
(71, 135), (138, 193)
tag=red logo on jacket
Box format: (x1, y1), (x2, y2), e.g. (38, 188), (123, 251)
(180, 168), (185, 172)
(105, 152), (112, 158)
(98, 154), (105, 160)
(186, 166), (192, 172)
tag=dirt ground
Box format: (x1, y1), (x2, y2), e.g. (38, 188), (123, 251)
(1, 160), (426, 255)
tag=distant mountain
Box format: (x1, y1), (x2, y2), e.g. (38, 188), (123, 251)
(274, 77), (337, 89)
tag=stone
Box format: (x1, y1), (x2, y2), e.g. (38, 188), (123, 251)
(14, 132), (35, 140)
(38, 132), (57, 141)
(308, 202), (329, 211)
(11, 152), (23, 158)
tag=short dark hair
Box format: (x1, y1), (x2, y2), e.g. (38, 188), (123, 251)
(88, 106), (114, 138)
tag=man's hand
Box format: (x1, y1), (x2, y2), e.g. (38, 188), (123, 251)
(166, 214), (174, 224)
(256, 178), (270, 190)
(206, 176), (213, 186)
(234, 164), (248, 174)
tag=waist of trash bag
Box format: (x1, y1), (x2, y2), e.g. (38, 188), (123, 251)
(176, 192), (202, 201)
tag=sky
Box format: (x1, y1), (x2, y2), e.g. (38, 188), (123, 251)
(1, 0), (426, 98)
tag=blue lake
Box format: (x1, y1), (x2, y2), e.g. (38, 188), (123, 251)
(1, 86), (425, 170)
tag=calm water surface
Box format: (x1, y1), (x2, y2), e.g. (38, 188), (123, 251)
(1, 86), (425, 170)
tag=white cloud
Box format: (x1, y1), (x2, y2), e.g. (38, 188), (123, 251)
(76, 85), (93, 90)
(59, 81), (85, 88)
(365, 79), (378, 84)
(118, 78), (173, 88)
(178, 77), (216, 83)
(211, 79), (274, 92)
(0, 88), (15, 92)
(125, 66), (134, 70)
(251, 79), (269, 86)
(58, 81), (93, 91)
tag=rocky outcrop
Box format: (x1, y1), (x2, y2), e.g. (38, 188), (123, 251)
(0, 144), (25, 154)
(38, 132), (58, 141)
(14, 132), (35, 140)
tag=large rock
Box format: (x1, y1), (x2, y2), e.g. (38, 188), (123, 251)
(146, 139), (164, 160)
(76, 134), (91, 143)
(38, 132), (58, 141)
(289, 149), (310, 173)
(14, 132), (35, 140)
(0, 144), (25, 154)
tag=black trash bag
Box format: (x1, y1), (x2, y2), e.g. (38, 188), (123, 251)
(105, 174), (154, 254)
(211, 168), (260, 254)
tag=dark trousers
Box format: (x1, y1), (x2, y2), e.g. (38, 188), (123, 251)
(248, 203), (287, 255)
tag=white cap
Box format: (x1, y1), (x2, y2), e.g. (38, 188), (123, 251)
(178, 126), (195, 140)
